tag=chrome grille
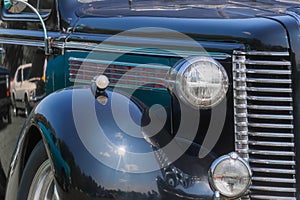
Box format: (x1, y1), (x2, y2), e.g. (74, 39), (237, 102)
(233, 51), (296, 200)
(69, 57), (170, 90)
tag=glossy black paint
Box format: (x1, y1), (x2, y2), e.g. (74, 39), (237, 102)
(0, 0), (292, 75)
(6, 86), (216, 199)
(270, 14), (300, 199)
(2, 0), (300, 199)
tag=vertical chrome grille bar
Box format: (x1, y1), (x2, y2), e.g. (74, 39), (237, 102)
(233, 51), (296, 200)
(233, 53), (249, 160)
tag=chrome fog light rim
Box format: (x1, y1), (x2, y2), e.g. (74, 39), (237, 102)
(208, 152), (252, 199)
(174, 56), (228, 109)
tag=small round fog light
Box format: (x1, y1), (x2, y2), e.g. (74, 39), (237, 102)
(208, 152), (251, 198)
(95, 75), (109, 90)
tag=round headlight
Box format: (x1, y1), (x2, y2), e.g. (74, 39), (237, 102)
(208, 152), (251, 198)
(174, 56), (228, 109)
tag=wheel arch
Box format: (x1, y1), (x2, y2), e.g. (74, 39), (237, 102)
(6, 87), (159, 200)
(19, 124), (43, 179)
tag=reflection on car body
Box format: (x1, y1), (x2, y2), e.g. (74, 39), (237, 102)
(1, 0), (300, 200)
(11, 63), (45, 117)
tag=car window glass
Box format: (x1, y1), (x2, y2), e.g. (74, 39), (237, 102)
(23, 67), (31, 81)
(16, 70), (21, 82)
(37, 0), (52, 14)
(7, 0), (53, 15)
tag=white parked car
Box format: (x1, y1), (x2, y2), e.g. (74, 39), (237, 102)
(11, 63), (45, 117)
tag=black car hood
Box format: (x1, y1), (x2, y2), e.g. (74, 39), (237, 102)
(67, 0), (297, 53)
(75, 0), (300, 19)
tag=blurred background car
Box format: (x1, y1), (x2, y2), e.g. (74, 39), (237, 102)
(0, 66), (11, 124)
(11, 63), (45, 117)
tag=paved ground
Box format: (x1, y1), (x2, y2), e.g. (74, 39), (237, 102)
(0, 113), (25, 176)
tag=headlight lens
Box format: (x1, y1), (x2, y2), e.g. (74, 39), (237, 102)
(175, 56), (228, 108)
(208, 152), (251, 198)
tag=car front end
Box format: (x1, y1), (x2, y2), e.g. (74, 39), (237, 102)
(3, 0), (300, 199)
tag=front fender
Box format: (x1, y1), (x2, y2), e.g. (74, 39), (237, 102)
(6, 86), (215, 200)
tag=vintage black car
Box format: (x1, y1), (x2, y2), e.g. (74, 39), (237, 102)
(0, 65), (11, 124)
(1, 0), (300, 199)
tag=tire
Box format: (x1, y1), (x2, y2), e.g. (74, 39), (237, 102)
(24, 95), (31, 117)
(17, 141), (57, 200)
(7, 105), (12, 124)
(0, 162), (6, 200)
(12, 94), (18, 116)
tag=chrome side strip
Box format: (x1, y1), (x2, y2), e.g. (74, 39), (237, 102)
(66, 41), (231, 59)
(0, 37), (44, 47)
(69, 57), (171, 70)
(0, 37), (64, 49)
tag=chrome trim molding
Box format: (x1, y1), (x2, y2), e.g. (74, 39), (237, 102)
(233, 53), (249, 160)
(0, 37), (64, 49)
(66, 42), (231, 59)
(0, 37), (45, 47)
(232, 51), (296, 200)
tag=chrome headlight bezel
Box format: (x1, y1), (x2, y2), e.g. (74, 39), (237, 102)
(208, 152), (252, 199)
(171, 56), (229, 109)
